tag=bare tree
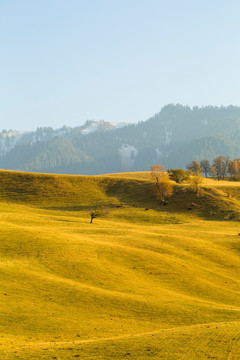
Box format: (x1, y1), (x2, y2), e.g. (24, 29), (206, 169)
(151, 164), (165, 183)
(200, 159), (210, 178)
(187, 160), (202, 174)
(224, 156), (231, 179)
(150, 164), (173, 204)
(228, 158), (240, 177)
(211, 155), (230, 180)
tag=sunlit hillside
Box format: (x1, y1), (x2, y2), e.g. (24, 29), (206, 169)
(1, 170), (240, 359)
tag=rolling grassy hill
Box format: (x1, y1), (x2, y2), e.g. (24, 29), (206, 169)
(1, 171), (240, 359)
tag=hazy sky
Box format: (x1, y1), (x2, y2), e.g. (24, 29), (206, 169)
(1, 0), (240, 131)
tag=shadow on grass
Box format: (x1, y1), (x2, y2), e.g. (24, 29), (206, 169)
(41, 203), (120, 212)
(41, 182), (240, 223)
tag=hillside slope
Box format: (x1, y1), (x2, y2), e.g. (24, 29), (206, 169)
(0, 171), (240, 359)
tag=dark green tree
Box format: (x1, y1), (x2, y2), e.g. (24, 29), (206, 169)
(167, 168), (190, 183)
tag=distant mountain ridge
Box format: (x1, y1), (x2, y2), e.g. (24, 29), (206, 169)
(1, 104), (240, 174)
(0, 120), (128, 157)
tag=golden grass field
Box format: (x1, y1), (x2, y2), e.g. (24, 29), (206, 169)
(0, 170), (240, 359)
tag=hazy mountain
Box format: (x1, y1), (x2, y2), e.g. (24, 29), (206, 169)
(1, 104), (240, 174)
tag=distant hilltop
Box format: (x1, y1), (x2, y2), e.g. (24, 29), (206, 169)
(1, 104), (240, 175)
(0, 121), (128, 157)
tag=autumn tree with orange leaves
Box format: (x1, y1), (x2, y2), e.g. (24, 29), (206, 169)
(150, 164), (173, 204)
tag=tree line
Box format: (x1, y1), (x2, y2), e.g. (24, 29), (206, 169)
(186, 156), (240, 181)
(151, 155), (240, 205)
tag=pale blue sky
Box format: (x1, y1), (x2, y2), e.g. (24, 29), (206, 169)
(1, 0), (240, 131)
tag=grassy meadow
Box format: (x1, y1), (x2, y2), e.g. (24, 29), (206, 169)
(0, 170), (240, 359)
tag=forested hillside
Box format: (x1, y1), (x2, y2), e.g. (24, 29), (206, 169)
(1, 105), (240, 174)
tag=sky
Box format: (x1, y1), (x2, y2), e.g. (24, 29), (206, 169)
(1, 0), (240, 131)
